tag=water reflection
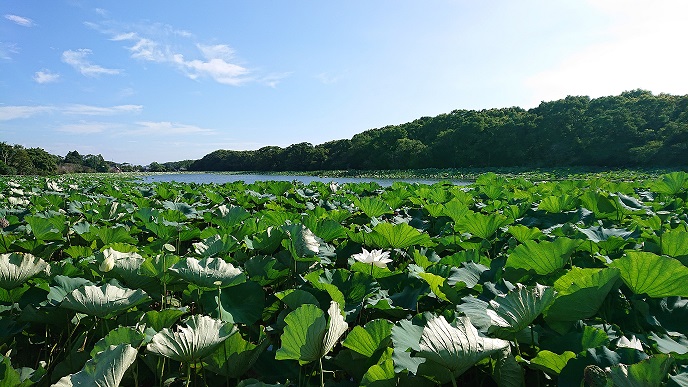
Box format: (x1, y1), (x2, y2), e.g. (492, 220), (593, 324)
(140, 173), (469, 187)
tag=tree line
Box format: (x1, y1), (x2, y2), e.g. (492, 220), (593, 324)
(189, 90), (687, 171)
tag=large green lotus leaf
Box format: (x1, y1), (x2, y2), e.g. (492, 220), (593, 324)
(140, 308), (187, 332)
(487, 283), (556, 336)
(355, 196), (393, 218)
(537, 195), (580, 213)
(276, 288), (320, 310)
(368, 222), (432, 249)
(508, 225), (544, 243)
(192, 234), (240, 258)
(493, 352), (524, 387)
(529, 350), (576, 376)
(609, 251), (688, 297)
(52, 344), (138, 387)
(545, 267), (620, 333)
(25, 214), (65, 241)
(276, 302), (326, 365)
(661, 229), (688, 258)
(417, 316), (510, 382)
(342, 319), (393, 358)
(651, 171), (688, 195)
(0, 253), (48, 289)
(441, 199), (470, 223)
(61, 283), (149, 318)
(92, 226), (137, 246)
(302, 217), (347, 242)
(275, 301), (348, 365)
(577, 225), (639, 243)
(455, 211), (510, 240)
(609, 354), (674, 387)
(1, 354), (47, 387)
(360, 348), (396, 387)
(90, 327), (145, 357)
(245, 227), (285, 254)
(282, 223), (320, 257)
(506, 238), (580, 276)
(209, 204), (251, 229)
(648, 332), (688, 355)
(205, 329), (269, 378)
(147, 314), (236, 363)
(169, 257), (245, 289)
(202, 280), (264, 325)
(47, 275), (94, 305)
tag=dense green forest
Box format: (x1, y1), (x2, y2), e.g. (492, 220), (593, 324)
(190, 90), (688, 171)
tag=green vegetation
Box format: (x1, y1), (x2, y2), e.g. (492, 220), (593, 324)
(190, 90), (688, 171)
(1, 171), (688, 385)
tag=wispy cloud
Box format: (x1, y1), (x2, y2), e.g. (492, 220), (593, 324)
(57, 121), (116, 134)
(94, 8), (108, 17)
(0, 104), (141, 121)
(34, 70), (61, 84)
(4, 14), (34, 27)
(0, 105), (53, 120)
(63, 104), (142, 115)
(86, 19), (286, 86)
(173, 44), (250, 86)
(62, 49), (121, 77)
(0, 42), (20, 60)
(127, 121), (214, 135)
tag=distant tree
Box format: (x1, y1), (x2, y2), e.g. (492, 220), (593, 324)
(64, 150), (83, 165)
(26, 147), (58, 175)
(148, 162), (166, 172)
(10, 146), (34, 175)
(82, 154), (108, 172)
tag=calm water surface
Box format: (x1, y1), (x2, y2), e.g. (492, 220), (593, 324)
(140, 173), (469, 187)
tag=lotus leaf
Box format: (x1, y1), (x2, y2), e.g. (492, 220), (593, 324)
(506, 238), (580, 276)
(417, 316), (510, 383)
(485, 283), (556, 336)
(169, 256), (245, 289)
(52, 344), (138, 387)
(275, 301), (348, 365)
(61, 283), (149, 318)
(609, 251), (688, 297)
(0, 253), (48, 289)
(147, 314), (236, 363)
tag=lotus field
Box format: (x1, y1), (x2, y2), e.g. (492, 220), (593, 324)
(2, 172), (688, 386)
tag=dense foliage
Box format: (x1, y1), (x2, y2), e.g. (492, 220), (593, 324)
(190, 90), (688, 171)
(1, 172), (688, 386)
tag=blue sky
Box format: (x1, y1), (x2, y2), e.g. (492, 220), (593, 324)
(2, 1), (688, 165)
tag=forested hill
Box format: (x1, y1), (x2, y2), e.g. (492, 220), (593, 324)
(190, 90), (688, 171)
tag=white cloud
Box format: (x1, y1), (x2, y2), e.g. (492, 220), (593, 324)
(0, 104), (141, 121)
(94, 8), (108, 17)
(128, 121), (214, 135)
(34, 70), (60, 84)
(62, 49), (121, 77)
(63, 104), (143, 115)
(87, 19), (274, 86)
(525, 0), (688, 104)
(4, 14), (34, 27)
(0, 105), (53, 120)
(57, 121), (115, 134)
(0, 42), (19, 59)
(173, 53), (249, 85)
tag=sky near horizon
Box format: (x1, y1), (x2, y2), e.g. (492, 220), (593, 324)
(2, 1), (688, 165)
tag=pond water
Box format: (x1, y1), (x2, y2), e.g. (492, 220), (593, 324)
(139, 173), (470, 187)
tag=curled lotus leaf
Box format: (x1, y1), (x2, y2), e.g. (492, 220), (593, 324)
(52, 344), (138, 387)
(61, 283), (149, 318)
(418, 316), (510, 381)
(0, 252), (49, 289)
(147, 314), (236, 363)
(169, 257), (245, 289)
